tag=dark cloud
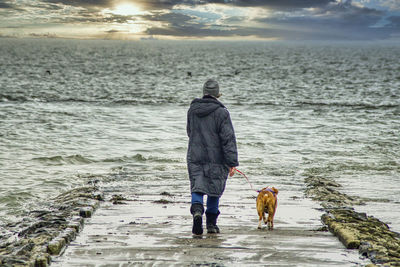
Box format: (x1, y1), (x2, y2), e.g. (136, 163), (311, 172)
(140, 12), (194, 24)
(54, 13), (135, 24)
(139, 10), (234, 36)
(0, 1), (13, 9)
(41, 0), (114, 8)
(211, 0), (336, 9)
(258, 0), (384, 26)
(249, 0), (390, 39)
(140, 11), (245, 37)
(32, 3), (64, 10)
(315, 0), (384, 22)
(386, 16), (400, 28)
(140, 11), (278, 38)
(39, 0), (180, 10)
(133, 0), (181, 10)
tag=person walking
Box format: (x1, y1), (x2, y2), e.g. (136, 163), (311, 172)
(186, 78), (239, 235)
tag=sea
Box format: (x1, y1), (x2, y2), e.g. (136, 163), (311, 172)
(0, 38), (399, 238)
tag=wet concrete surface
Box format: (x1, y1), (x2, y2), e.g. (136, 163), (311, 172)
(52, 182), (370, 267)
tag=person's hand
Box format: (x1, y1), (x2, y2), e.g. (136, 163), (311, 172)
(229, 167), (235, 177)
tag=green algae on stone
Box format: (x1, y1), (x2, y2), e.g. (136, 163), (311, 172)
(47, 237), (66, 255)
(305, 176), (364, 207)
(110, 194), (128, 205)
(0, 184), (103, 266)
(153, 199), (173, 204)
(305, 175), (400, 266)
(322, 213), (361, 249)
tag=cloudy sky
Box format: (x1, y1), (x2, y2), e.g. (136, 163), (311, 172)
(0, 0), (399, 40)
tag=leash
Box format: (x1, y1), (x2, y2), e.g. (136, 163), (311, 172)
(233, 168), (277, 199)
(233, 168), (258, 192)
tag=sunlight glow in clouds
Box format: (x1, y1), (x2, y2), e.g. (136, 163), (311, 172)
(103, 3), (143, 16)
(101, 2), (148, 34)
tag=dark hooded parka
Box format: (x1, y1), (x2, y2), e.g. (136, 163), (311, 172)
(187, 95), (239, 197)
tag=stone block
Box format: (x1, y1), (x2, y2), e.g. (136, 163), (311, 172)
(34, 253), (50, 267)
(79, 207), (93, 218)
(47, 237), (66, 255)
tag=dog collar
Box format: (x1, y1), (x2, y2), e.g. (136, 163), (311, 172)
(258, 188), (277, 198)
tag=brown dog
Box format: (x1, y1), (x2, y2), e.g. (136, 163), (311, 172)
(256, 187), (278, 230)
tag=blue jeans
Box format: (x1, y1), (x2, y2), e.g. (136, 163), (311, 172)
(191, 192), (220, 214)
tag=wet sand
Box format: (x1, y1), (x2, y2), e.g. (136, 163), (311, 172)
(52, 182), (370, 266)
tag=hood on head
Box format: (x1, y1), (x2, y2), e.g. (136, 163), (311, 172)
(189, 97), (225, 118)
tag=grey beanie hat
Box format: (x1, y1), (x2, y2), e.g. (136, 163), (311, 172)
(203, 79), (221, 98)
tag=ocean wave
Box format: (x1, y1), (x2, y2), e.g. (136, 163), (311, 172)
(33, 154), (93, 165)
(0, 95), (187, 106)
(111, 99), (182, 105)
(240, 157), (264, 164)
(0, 94), (29, 102)
(238, 141), (266, 148)
(233, 101), (279, 106)
(102, 154), (182, 164)
(103, 154), (147, 163)
(32, 153), (182, 166)
(0, 94), (94, 104)
(296, 101), (399, 109)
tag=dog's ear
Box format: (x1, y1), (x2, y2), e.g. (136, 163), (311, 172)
(272, 187), (279, 194)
